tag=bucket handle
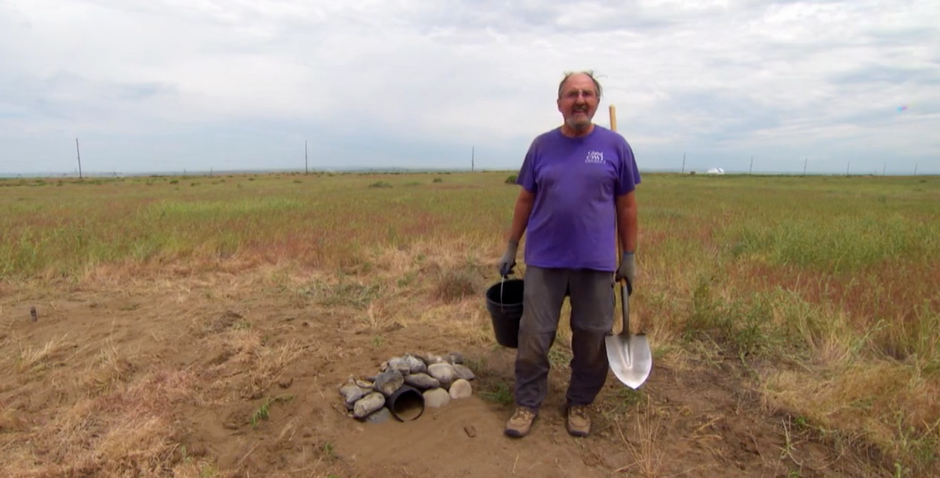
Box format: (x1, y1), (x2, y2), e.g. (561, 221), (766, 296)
(499, 274), (505, 313)
(498, 271), (516, 313)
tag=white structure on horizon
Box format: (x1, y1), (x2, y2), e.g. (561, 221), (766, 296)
(706, 168), (725, 174)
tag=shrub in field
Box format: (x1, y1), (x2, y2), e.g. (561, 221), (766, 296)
(434, 265), (484, 303)
(505, 175), (517, 184)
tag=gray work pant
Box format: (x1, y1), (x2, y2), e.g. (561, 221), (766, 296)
(514, 265), (615, 412)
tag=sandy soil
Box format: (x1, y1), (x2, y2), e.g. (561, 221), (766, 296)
(0, 273), (886, 478)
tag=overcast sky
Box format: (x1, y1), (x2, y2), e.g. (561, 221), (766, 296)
(1, 0), (938, 176)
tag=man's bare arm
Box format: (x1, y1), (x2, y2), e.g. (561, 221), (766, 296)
(508, 189), (535, 244)
(615, 191), (638, 253)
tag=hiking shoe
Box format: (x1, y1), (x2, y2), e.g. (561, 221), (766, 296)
(566, 405), (591, 437)
(504, 407), (537, 437)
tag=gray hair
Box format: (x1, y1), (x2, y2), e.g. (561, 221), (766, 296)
(557, 70), (603, 99)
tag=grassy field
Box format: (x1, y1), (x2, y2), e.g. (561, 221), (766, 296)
(1, 171), (939, 477)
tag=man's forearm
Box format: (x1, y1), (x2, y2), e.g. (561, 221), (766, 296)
(616, 192), (638, 253)
(508, 191), (535, 244)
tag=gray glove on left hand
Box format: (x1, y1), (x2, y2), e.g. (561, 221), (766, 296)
(615, 252), (635, 294)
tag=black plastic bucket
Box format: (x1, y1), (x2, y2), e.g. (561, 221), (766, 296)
(485, 278), (524, 348)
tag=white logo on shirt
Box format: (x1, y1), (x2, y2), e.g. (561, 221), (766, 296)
(585, 151), (605, 163)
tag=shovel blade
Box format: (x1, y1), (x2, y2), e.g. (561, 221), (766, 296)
(605, 333), (652, 389)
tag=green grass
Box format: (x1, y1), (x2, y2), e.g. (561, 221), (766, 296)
(2, 171), (939, 475)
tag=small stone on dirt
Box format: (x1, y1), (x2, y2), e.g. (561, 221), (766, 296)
(449, 379), (472, 399)
(423, 388), (450, 408)
(464, 425), (477, 438)
(404, 373), (441, 390)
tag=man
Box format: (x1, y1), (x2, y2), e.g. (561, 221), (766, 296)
(497, 70), (640, 438)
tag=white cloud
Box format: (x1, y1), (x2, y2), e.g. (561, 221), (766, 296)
(1, 0), (938, 175)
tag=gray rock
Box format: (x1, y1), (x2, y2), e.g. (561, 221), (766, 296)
(340, 380), (369, 407)
(404, 372), (441, 390)
(453, 364), (475, 381)
(403, 354), (428, 374)
(363, 407), (393, 424)
(420, 353), (446, 365)
(428, 363), (457, 388)
(423, 388), (451, 408)
(386, 357), (412, 376)
(354, 392), (386, 418)
(356, 379), (374, 389)
(373, 368), (405, 397)
(449, 379), (472, 399)
(445, 352), (464, 365)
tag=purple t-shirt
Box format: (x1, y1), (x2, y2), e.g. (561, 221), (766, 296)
(516, 125), (640, 272)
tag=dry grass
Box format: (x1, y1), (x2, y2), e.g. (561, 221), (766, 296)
(613, 396), (669, 477)
(1, 365), (196, 477)
(1, 171), (939, 476)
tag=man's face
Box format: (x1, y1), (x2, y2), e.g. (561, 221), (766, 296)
(557, 74), (599, 131)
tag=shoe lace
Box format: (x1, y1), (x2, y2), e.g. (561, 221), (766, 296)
(514, 408), (534, 421)
(570, 406), (588, 419)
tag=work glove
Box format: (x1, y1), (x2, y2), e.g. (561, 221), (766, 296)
(497, 240), (519, 277)
(615, 252), (635, 295)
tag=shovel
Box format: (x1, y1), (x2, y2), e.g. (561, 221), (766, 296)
(605, 278), (652, 389)
(604, 102), (652, 389)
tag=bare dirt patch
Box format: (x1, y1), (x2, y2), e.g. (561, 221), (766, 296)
(1, 271), (887, 478)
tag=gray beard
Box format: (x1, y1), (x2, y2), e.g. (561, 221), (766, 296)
(567, 117), (592, 130)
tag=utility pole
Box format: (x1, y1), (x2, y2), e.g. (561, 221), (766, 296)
(803, 158), (807, 176)
(305, 140), (308, 174)
(75, 138), (83, 179)
(883, 162), (886, 176)
(914, 162), (918, 176)
(471, 146), (475, 172)
(749, 156), (753, 174)
(682, 153), (686, 174)
(846, 161), (850, 176)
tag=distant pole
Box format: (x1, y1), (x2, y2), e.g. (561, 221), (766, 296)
(914, 162), (918, 176)
(682, 153), (686, 174)
(883, 162), (886, 176)
(749, 156), (753, 174)
(75, 138), (83, 179)
(305, 140), (308, 174)
(803, 158), (807, 176)
(846, 161), (850, 176)
(471, 146), (475, 172)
